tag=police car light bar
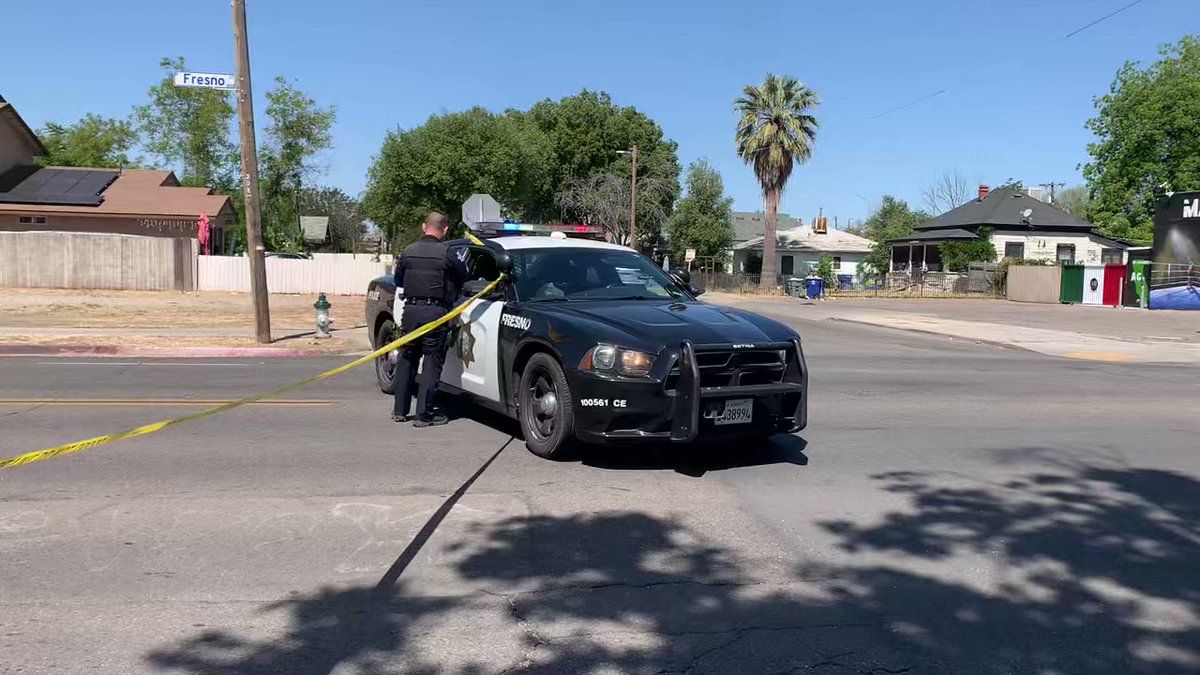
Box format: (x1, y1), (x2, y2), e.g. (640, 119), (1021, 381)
(473, 221), (605, 239)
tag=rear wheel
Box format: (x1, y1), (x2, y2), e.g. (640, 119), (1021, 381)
(518, 353), (576, 459)
(375, 318), (398, 394)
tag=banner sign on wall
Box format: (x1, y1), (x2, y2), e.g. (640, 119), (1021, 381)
(1149, 191), (1200, 310)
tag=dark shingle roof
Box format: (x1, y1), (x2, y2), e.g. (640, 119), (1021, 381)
(917, 187), (1092, 231)
(888, 228), (979, 243)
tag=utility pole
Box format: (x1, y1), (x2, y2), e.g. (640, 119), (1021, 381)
(1040, 182), (1065, 205)
(629, 145), (638, 250)
(232, 0), (271, 343)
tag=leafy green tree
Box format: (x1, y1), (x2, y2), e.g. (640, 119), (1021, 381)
(814, 255), (837, 290)
(300, 186), (365, 252)
(1084, 35), (1200, 244)
(528, 90), (680, 250)
(36, 114), (138, 168)
(735, 74), (819, 289)
(940, 237), (998, 272)
(364, 107), (555, 249)
(665, 160), (733, 263)
(259, 77), (336, 250)
(364, 91), (681, 252)
(1055, 186), (1091, 219)
(133, 57), (237, 187)
(853, 196), (930, 275)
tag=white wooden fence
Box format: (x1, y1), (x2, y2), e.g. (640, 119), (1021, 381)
(198, 253), (394, 295)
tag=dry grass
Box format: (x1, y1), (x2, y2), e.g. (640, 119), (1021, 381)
(0, 288), (361, 330)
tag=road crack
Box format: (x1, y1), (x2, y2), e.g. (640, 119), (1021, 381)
(486, 591), (547, 675)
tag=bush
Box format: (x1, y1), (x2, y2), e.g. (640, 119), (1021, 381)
(940, 239), (998, 272)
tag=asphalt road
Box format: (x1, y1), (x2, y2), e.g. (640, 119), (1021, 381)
(2, 315), (1198, 674)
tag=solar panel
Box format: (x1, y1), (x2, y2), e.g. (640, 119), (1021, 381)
(0, 167), (118, 206)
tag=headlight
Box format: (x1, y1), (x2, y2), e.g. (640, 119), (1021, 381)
(581, 344), (656, 377)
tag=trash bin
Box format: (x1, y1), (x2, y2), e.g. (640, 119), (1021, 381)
(837, 274), (853, 291)
(786, 277), (804, 297)
(805, 276), (824, 299)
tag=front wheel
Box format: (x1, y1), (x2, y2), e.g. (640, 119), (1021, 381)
(375, 318), (398, 395)
(518, 353), (576, 459)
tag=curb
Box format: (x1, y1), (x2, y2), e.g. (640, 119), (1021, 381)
(825, 317), (1040, 355)
(0, 344), (369, 359)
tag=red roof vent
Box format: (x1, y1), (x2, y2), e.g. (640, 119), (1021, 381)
(978, 185), (990, 201)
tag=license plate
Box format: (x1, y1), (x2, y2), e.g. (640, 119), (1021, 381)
(714, 399), (753, 426)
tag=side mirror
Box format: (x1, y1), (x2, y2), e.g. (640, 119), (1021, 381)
(689, 285), (705, 297)
(463, 278), (504, 301)
(495, 251), (514, 275)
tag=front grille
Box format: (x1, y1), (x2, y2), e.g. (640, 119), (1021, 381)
(665, 349), (787, 391)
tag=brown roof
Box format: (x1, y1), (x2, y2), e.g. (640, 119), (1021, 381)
(0, 168), (233, 219)
(0, 100), (48, 156)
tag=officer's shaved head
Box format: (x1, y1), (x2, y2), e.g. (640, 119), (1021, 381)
(422, 211), (449, 239)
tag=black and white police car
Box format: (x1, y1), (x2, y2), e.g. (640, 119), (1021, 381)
(366, 219), (808, 459)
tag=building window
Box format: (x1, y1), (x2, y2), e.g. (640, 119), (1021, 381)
(832, 256), (842, 270)
(1056, 244), (1076, 264)
(18, 216), (47, 225)
(780, 255), (794, 275)
(1004, 242), (1025, 259)
(1101, 248), (1123, 264)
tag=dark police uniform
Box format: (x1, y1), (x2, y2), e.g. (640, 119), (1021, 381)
(393, 234), (468, 424)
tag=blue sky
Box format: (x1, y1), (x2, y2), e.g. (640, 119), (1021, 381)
(4, 0), (1192, 226)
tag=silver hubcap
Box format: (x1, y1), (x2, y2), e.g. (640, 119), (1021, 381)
(539, 391), (558, 415)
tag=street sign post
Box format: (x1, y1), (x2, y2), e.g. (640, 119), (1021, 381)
(173, 72), (237, 90)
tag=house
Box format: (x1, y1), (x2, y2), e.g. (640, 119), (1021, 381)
(890, 185), (1130, 272)
(0, 96), (235, 252)
(733, 220), (874, 278)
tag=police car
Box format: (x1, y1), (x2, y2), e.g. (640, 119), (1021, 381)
(366, 202), (808, 459)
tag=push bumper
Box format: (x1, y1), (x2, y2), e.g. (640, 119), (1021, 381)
(571, 338), (808, 444)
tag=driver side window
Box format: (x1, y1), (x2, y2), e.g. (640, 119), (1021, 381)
(465, 248), (500, 281)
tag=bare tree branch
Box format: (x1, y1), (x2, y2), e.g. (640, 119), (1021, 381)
(556, 174), (673, 247)
(922, 170), (971, 214)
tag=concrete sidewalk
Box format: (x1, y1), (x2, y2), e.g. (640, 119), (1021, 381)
(710, 293), (1200, 364)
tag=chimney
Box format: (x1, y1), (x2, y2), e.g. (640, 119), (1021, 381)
(978, 185), (990, 201)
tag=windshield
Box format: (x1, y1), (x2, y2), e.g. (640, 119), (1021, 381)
(510, 248), (689, 302)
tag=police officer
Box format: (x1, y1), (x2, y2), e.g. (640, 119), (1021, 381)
(392, 211), (468, 427)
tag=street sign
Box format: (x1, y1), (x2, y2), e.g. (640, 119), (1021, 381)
(173, 72), (237, 90)
(685, 248), (696, 262)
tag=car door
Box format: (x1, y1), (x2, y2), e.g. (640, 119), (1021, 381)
(440, 245), (504, 403)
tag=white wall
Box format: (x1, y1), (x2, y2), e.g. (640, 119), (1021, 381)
(734, 250), (867, 277)
(198, 253), (393, 295)
(0, 231), (196, 290)
(990, 231), (1125, 265)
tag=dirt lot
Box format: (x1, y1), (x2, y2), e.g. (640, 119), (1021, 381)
(1, 288), (363, 330)
(0, 289), (370, 352)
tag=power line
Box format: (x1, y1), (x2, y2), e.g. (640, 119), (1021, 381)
(867, 0), (1150, 120)
(1064, 0), (1145, 39)
(869, 89), (947, 120)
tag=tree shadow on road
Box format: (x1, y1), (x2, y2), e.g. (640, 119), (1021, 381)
(145, 461), (1200, 674)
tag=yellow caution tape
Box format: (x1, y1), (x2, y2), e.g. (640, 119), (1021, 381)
(0, 275), (505, 471)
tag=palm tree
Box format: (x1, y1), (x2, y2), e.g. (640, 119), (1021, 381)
(735, 74), (819, 289)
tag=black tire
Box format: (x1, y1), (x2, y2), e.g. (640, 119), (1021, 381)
(518, 353), (576, 459)
(375, 318), (398, 395)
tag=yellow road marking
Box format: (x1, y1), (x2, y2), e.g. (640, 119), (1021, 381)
(1062, 351), (1137, 362)
(0, 275), (505, 470)
(0, 398), (330, 407)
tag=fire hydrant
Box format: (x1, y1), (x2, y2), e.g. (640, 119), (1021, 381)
(314, 292), (331, 338)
